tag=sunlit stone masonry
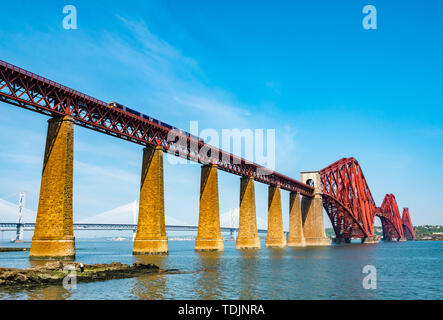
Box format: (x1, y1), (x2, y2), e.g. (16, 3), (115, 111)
(133, 146), (168, 255)
(195, 164), (224, 251)
(30, 116), (75, 260)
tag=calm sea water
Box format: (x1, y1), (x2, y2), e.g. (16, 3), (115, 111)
(0, 239), (441, 300)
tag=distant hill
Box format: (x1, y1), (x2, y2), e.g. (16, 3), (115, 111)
(325, 227), (383, 238)
(326, 225), (443, 240)
(414, 225), (443, 240)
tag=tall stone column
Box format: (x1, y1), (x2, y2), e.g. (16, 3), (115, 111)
(236, 176), (260, 249)
(287, 192), (306, 247)
(133, 146), (168, 255)
(300, 171), (330, 246)
(265, 185), (286, 248)
(195, 164), (224, 251)
(30, 116), (75, 260)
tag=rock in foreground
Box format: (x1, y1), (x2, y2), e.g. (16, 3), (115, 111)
(0, 261), (175, 287)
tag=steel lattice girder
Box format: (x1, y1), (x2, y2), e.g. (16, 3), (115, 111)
(401, 208), (415, 240)
(319, 157), (411, 241)
(0, 59), (313, 197)
(377, 194), (405, 240)
(320, 157), (377, 239)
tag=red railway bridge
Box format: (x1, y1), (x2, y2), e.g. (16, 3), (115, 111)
(321, 158), (414, 243)
(0, 59), (414, 259)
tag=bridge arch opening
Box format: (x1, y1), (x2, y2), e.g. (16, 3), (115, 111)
(306, 179), (314, 187)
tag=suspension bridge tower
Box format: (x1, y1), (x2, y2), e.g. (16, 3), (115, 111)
(12, 192), (26, 243)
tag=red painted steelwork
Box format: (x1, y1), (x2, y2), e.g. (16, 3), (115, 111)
(320, 157), (376, 240)
(0, 59), (313, 196)
(320, 157), (413, 241)
(401, 208), (415, 240)
(378, 194), (404, 240)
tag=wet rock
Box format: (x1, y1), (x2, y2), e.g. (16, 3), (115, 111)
(133, 262), (159, 270)
(16, 273), (28, 283)
(0, 261), (171, 288)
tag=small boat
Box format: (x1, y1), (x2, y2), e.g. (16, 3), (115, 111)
(10, 239), (25, 243)
(108, 237), (126, 241)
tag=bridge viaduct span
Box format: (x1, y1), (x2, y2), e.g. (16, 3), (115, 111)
(0, 60), (414, 259)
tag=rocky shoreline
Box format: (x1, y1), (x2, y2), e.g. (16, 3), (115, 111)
(0, 261), (180, 288)
(0, 248), (30, 252)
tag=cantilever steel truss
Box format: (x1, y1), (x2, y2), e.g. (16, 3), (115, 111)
(401, 208), (415, 240)
(320, 157), (410, 240)
(320, 157), (377, 239)
(378, 194), (405, 240)
(0, 60), (313, 197)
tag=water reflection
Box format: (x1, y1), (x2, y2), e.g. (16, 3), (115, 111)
(28, 260), (57, 269)
(287, 246), (309, 259)
(308, 244), (379, 299)
(26, 260), (72, 300)
(131, 255), (170, 300)
(194, 251), (223, 299)
(238, 249), (259, 299)
(28, 285), (72, 300)
(0, 240), (437, 300)
(267, 247), (287, 259)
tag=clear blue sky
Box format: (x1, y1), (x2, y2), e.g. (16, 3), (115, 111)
(0, 0), (441, 228)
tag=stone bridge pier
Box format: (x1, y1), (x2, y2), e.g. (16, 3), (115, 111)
(265, 185), (286, 248)
(28, 118), (330, 259)
(236, 177), (260, 249)
(300, 171), (330, 246)
(287, 192), (306, 247)
(133, 146), (168, 255)
(195, 164), (224, 251)
(30, 116), (75, 260)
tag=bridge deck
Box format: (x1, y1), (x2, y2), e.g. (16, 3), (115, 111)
(0, 59), (313, 197)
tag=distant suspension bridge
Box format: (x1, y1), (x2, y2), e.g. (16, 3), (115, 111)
(0, 223), (277, 238)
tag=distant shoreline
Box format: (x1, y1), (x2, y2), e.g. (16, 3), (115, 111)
(0, 247), (30, 252)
